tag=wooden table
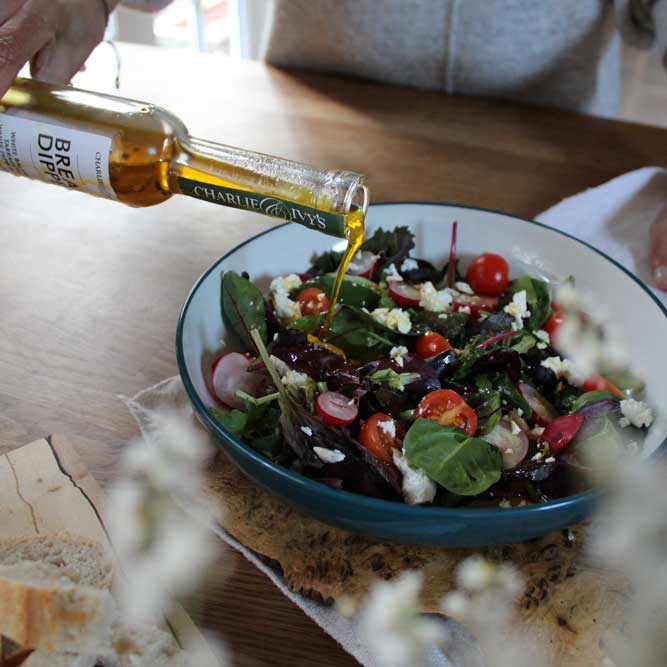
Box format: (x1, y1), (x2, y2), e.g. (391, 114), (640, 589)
(1, 42), (666, 667)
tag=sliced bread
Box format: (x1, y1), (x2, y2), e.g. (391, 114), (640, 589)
(0, 533), (113, 590)
(0, 560), (115, 654)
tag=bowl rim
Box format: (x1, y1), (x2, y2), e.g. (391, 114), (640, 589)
(176, 201), (667, 519)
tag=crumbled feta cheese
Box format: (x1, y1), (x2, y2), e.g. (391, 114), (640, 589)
(270, 273), (302, 295)
(378, 419), (397, 438)
(273, 291), (302, 323)
(535, 329), (551, 344)
(506, 448), (514, 455)
(384, 263), (403, 282)
(457, 305), (471, 315)
(619, 399), (654, 429)
(510, 420), (521, 435)
(393, 450), (437, 505)
(400, 258), (419, 272)
(370, 308), (412, 333)
(313, 447), (346, 463)
(545, 456), (556, 463)
(537, 342), (547, 350)
(455, 281), (474, 295)
(567, 529), (576, 542)
(316, 292), (326, 302)
(499, 498), (512, 508)
(531, 452), (543, 462)
(419, 282), (454, 313)
(503, 290), (531, 331)
(529, 426), (545, 438)
(281, 370), (310, 386)
(300, 426), (313, 437)
(389, 345), (409, 368)
(517, 408), (524, 417)
(540, 356), (584, 386)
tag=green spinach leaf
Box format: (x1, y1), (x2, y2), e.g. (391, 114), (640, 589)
(404, 419), (502, 495)
(221, 271), (268, 352)
(572, 390), (620, 413)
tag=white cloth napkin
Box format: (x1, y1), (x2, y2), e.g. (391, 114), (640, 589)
(126, 168), (667, 667)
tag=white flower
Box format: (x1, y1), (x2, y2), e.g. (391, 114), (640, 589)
(300, 426), (313, 437)
(281, 370), (310, 386)
(457, 556), (496, 592)
(313, 447), (346, 463)
(400, 258), (419, 272)
(359, 572), (445, 667)
(393, 450), (436, 505)
(370, 308), (412, 333)
(455, 281), (474, 295)
(419, 282), (455, 313)
(619, 399), (654, 429)
(503, 290), (531, 330)
(389, 345), (409, 368)
(384, 263), (403, 282)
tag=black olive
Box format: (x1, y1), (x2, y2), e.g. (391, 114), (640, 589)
(533, 364), (558, 392)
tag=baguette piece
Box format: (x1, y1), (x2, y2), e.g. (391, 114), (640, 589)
(0, 534), (113, 590)
(0, 561), (115, 654)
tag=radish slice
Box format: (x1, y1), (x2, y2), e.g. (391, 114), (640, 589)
(212, 352), (263, 410)
(347, 250), (380, 279)
(542, 413), (585, 455)
(484, 418), (529, 469)
(453, 294), (498, 317)
(388, 281), (421, 307)
(518, 382), (559, 425)
(316, 391), (359, 426)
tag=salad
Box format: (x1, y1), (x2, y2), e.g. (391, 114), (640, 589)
(210, 224), (654, 508)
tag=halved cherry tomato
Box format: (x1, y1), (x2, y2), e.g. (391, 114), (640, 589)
(316, 391), (358, 426)
(387, 281), (421, 307)
(359, 413), (400, 465)
(453, 294), (499, 317)
(582, 375), (623, 397)
(416, 332), (452, 358)
(296, 287), (330, 315)
(416, 389), (478, 436)
(466, 253), (510, 297)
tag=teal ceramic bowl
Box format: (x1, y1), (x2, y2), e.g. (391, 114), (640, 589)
(177, 203), (667, 546)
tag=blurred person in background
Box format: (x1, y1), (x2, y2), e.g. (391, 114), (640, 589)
(0, 0), (666, 288)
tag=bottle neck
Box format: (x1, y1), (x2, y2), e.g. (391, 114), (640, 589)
(169, 136), (368, 238)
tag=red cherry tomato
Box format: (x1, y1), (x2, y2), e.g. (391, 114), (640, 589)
(466, 253), (510, 297)
(296, 287), (330, 315)
(416, 389), (478, 436)
(453, 294), (499, 317)
(582, 375), (623, 397)
(544, 310), (566, 338)
(316, 391), (359, 426)
(359, 413), (400, 465)
(387, 281), (421, 307)
(415, 332), (452, 358)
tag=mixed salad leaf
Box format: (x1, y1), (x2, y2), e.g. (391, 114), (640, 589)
(209, 225), (654, 508)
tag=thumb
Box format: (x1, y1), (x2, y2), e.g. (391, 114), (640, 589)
(649, 205), (667, 291)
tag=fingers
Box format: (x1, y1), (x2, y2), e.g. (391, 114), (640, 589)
(31, 0), (106, 86)
(0, 0), (59, 97)
(649, 205), (667, 291)
(0, 0), (24, 24)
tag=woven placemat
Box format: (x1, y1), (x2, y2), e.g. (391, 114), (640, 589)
(204, 450), (625, 667)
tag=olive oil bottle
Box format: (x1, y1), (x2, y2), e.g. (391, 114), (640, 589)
(0, 78), (368, 325)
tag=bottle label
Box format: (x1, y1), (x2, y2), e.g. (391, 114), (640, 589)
(0, 113), (115, 199)
(178, 177), (347, 238)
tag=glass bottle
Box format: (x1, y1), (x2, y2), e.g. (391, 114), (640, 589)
(0, 78), (368, 238)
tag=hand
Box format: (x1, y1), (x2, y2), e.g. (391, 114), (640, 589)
(650, 206), (667, 291)
(0, 0), (116, 98)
